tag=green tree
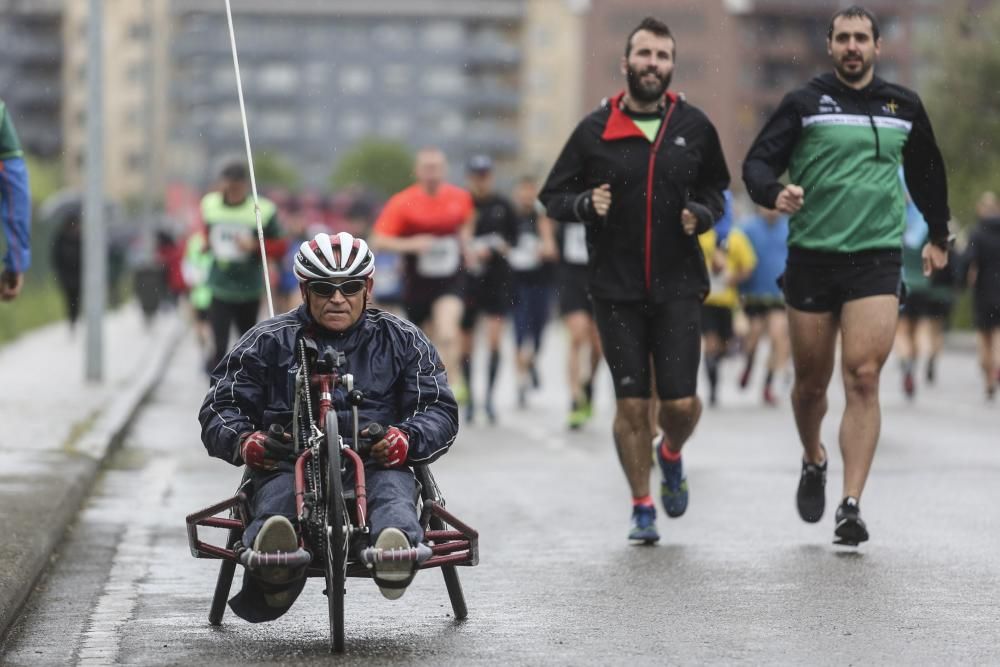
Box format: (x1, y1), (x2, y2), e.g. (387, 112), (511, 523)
(924, 4), (1000, 227)
(330, 138), (413, 198)
(254, 151), (301, 190)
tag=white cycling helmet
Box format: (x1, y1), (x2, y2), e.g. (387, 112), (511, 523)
(293, 232), (375, 282)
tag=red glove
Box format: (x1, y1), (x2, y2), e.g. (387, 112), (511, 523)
(384, 427), (409, 467)
(369, 426), (409, 468)
(239, 430), (294, 470)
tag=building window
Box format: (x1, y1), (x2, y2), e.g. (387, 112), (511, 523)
(382, 113), (411, 138)
(372, 24), (413, 49)
(438, 111), (464, 138)
(422, 21), (463, 50)
(339, 65), (372, 94)
(423, 66), (463, 94)
(259, 63), (298, 93)
(259, 111), (296, 138)
(382, 64), (412, 93)
(340, 112), (369, 139)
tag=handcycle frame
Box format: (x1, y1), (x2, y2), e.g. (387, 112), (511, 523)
(186, 339), (478, 653)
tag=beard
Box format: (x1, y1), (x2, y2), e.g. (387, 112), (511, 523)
(834, 53), (873, 83)
(626, 63), (672, 103)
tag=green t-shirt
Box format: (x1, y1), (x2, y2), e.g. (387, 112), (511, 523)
(0, 100), (24, 160)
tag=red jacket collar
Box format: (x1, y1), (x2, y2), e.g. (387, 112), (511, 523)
(601, 90), (678, 141)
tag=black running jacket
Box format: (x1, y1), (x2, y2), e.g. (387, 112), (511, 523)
(539, 91), (730, 302)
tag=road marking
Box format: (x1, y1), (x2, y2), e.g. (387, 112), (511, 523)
(76, 458), (176, 665)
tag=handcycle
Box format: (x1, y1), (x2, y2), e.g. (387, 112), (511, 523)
(186, 338), (479, 653)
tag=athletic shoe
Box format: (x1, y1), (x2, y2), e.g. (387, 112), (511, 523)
(253, 516), (299, 607)
(739, 362), (753, 390)
(485, 402), (497, 425)
(629, 504), (659, 544)
(529, 362), (540, 389)
(656, 439), (689, 518)
(372, 528), (417, 600)
(452, 382), (469, 406)
(925, 357), (936, 384)
(568, 401), (590, 430)
(763, 384), (778, 406)
(903, 370), (915, 399)
(796, 452), (827, 523)
(833, 497), (869, 546)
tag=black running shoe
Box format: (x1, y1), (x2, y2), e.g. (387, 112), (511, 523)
(833, 497), (869, 546)
(796, 453), (827, 523)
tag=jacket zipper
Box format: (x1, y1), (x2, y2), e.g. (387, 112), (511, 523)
(644, 100), (677, 293)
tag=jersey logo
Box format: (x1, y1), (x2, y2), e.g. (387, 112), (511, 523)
(818, 94), (842, 113)
(882, 99), (899, 115)
(673, 136), (687, 147)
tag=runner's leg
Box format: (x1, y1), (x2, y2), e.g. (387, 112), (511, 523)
(787, 306), (838, 465)
(483, 314), (505, 421)
(741, 313), (765, 388)
(838, 295), (898, 501)
(765, 308), (789, 392)
(431, 294), (464, 389)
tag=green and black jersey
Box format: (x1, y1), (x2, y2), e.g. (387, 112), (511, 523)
(743, 72), (949, 253)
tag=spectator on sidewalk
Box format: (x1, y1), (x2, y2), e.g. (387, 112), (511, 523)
(52, 211), (83, 330)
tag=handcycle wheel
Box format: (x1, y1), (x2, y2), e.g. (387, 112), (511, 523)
(324, 410), (348, 653)
(208, 527), (240, 625)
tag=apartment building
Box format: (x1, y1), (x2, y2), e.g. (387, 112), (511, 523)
(0, 0), (63, 158)
(168, 0), (529, 188)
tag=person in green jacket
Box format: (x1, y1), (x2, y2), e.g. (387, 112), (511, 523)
(742, 6), (951, 546)
(201, 161), (284, 372)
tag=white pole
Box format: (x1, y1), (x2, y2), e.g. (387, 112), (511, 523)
(84, 0), (106, 382)
(224, 0), (274, 318)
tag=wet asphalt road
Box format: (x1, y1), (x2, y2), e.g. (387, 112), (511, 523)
(3, 330), (999, 665)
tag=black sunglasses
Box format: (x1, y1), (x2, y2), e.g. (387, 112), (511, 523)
(306, 279), (366, 297)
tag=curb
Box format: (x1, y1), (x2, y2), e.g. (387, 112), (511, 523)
(0, 315), (186, 642)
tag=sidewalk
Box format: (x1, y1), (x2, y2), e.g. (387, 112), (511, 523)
(0, 304), (185, 639)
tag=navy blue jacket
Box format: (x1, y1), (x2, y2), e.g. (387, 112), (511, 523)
(199, 306), (459, 467)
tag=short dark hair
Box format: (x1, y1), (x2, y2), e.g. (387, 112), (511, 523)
(828, 5), (880, 42)
(625, 17), (674, 58)
(220, 161), (249, 182)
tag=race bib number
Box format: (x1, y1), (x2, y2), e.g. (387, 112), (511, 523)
(417, 236), (461, 278)
(209, 223), (251, 262)
(563, 222), (589, 265)
(708, 270), (728, 298)
(508, 232), (542, 271)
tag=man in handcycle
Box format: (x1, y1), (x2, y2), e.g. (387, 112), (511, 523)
(199, 231), (459, 622)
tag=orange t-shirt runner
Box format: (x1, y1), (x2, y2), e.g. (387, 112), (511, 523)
(374, 183), (473, 296)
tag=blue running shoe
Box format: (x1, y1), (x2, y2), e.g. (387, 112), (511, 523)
(629, 504), (659, 544)
(657, 442), (689, 518)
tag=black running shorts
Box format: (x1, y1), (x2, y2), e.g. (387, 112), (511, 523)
(461, 273), (512, 331)
(700, 305), (734, 341)
(782, 247), (902, 313)
(592, 298), (701, 400)
(901, 290), (953, 321)
(557, 264), (592, 316)
(404, 275), (464, 327)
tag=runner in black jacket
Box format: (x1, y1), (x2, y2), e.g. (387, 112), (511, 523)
(540, 17), (729, 544)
